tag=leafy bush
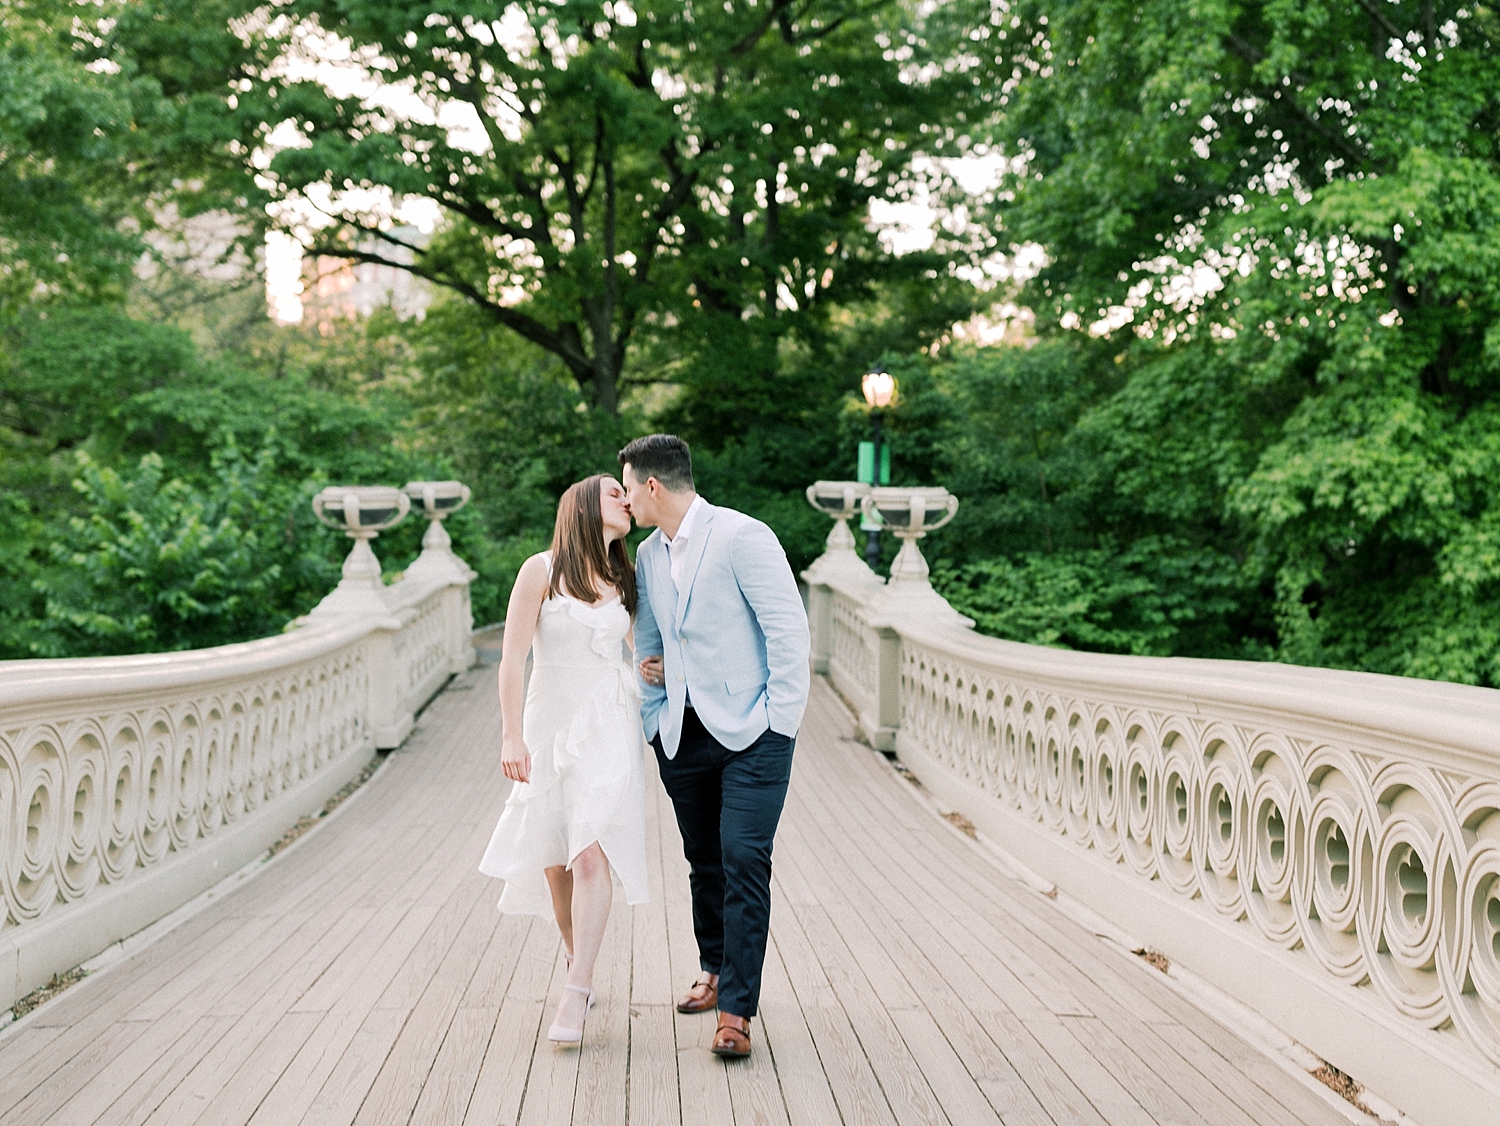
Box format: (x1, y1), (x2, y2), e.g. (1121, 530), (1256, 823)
(932, 538), (1245, 658)
(31, 451), (284, 655)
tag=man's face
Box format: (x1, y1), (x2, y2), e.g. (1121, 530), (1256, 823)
(621, 464), (658, 528)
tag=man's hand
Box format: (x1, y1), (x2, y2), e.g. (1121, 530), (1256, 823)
(639, 655), (665, 686)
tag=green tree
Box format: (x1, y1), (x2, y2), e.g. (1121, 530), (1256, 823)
(32, 450), (285, 656)
(226, 0), (985, 414)
(0, 0), (258, 322)
(950, 0), (1500, 681)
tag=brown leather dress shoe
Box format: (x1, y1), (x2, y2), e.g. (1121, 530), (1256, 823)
(711, 1013), (751, 1058)
(677, 974), (718, 1014)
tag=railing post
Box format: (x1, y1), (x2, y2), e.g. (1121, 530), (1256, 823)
(802, 481), (882, 675)
(401, 481), (479, 674)
(367, 625), (412, 749)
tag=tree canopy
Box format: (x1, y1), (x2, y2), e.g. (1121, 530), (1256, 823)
(906, 0), (1500, 681)
(228, 0), (986, 414)
(8, 0), (1500, 687)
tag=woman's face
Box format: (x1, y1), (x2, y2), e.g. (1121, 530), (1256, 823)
(599, 476), (632, 541)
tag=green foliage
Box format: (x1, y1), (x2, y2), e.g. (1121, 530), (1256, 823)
(932, 539), (1245, 657)
(9, 0), (1500, 692)
(214, 0), (988, 417)
(0, 301), (491, 657)
(0, 3), (146, 314)
(0, 0), (258, 320)
(33, 450), (284, 656)
(896, 0), (1500, 682)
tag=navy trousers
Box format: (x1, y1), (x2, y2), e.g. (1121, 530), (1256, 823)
(653, 707), (794, 1019)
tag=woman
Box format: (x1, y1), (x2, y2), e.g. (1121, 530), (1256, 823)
(478, 474), (649, 1045)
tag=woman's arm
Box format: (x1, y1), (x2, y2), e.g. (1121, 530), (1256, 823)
(497, 554), (550, 783)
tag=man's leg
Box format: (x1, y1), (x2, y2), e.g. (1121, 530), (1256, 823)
(653, 710), (726, 977)
(714, 728), (795, 1020)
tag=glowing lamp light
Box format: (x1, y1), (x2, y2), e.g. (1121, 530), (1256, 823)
(861, 365), (897, 409)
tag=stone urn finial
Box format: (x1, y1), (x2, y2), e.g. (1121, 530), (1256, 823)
(401, 480), (477, 583)
(307, 485), (410, 619)
(860, 486), (972, 628)
(802, 480), (882, 589)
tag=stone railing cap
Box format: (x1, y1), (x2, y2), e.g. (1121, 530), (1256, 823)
(896, 617), (1500, 770)
(0, 617), (378, 710)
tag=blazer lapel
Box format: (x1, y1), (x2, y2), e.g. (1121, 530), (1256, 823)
(672, 503), (716, 632)
(647, 532), (677, 622)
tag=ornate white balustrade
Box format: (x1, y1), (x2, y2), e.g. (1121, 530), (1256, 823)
(0, 482), (478, 1013)
(803, 482), (1500, 1126)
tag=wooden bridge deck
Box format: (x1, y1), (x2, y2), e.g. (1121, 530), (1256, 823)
(0, 669), (1348, 1126)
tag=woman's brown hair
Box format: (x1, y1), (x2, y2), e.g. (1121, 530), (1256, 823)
(548, 474), (637, 614)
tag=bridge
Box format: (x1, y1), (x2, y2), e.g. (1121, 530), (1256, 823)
(2, 481), (1497, 1125)
(0, 667), (1354, 1126)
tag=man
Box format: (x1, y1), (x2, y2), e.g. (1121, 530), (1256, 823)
(620, 434), (810, 1058)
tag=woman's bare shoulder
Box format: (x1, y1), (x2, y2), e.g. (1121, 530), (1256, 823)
(512, 552), (552, 592)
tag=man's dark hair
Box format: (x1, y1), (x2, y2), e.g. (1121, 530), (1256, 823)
(618, 434), (694, 492)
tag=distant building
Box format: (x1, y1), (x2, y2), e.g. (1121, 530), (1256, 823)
(296, 226), (433, 331)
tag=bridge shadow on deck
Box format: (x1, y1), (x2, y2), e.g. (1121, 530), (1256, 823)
(0, 671), (1347, 1126)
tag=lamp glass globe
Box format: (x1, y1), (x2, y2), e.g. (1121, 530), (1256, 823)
(861, 369), (897, 408)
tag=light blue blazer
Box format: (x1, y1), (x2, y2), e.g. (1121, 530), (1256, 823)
(634, 500), (810, 758)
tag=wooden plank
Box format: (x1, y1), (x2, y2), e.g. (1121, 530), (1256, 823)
(818, 735), (1178, 1026)
(515, 951), (580, 1126)
(246, 1006), (370, 1126)
(0, 1021), (140, 1125)
(45, 869), (395, 1125)
(755, 941), (844, 1126)
(0, 911), (273, 1117)
(786, 695), (1290, 1126)
(626, 1005), (680, 1126)
(54, 1015), (237, 1126)
(296, 1008), (409, 1126)
(779, 716), (1149, 1126)
(790, 724), (1312, 1126)
(0, 1026), (65, 1081)
(463, 919), (557, 1126)
(651, 769), (734, 1126)
(764, 912), (898, 1126)
(404, 915), (533, 1126)
(633, 768), (680, 1008)
(627, 765), (682, 1126)
(189, 1009), (324, 1125)
(352, 886), (501, 1126)
(888, 1008), (1007, 1126)
(777, 811), (1053, 1126)
(245, 824), (501, 1126)
(1153, 1019), (1341, 1126)
(791, 755), (1158, 1126)
(571, 901), (630, 1126)
(123, 754), (484, 1122)
(409, 1007), (501, 1126)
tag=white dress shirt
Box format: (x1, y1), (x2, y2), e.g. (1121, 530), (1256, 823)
(663, 494), (706, 705)
(664, 494), (707, 592)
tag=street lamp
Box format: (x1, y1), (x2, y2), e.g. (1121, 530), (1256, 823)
(859, 363), (897, 569)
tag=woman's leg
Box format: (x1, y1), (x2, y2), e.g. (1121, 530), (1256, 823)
(544, 865), (574, 958)
(553, 843), (612, 1028)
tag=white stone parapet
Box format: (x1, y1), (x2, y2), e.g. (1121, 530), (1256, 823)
(803, 485), (1500, 1126)
(0, 490), (478, 1013)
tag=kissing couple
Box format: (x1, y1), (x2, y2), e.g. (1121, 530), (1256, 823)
(479, 434), (811, 1058)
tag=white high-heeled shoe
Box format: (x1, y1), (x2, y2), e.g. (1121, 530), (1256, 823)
(547, 984), (594, 1045)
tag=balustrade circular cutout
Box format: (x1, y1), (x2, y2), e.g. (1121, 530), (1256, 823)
(884, 634), (1500, 1066)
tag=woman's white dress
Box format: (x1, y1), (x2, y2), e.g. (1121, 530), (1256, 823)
(478, 557), (650, 915)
